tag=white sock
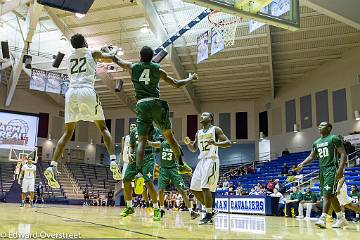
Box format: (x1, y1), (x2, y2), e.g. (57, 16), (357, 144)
(206, 208), (212, 213)
(153, 203), (159, 209)
(110, 155), (116, 161)
(188, 208), (193, 213)
(336, 211), (344, 219)
(126, 200), (132, 208)
(160, 205), (164, 210)
(50, 161), (57, 167)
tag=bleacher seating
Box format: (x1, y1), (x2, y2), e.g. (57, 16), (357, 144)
(219, 151), (360, 196)
(0, 161), (66, 202)
(66, 162), (116, 196)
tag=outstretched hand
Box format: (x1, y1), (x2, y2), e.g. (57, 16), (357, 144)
(184, 136), (191, 145)
(190, 73), (198, 81)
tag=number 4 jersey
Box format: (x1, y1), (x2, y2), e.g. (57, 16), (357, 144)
(131, 62), (160, 101)
(197, 126), (218, 160)
(312, 134), (343, 169)
(68, 47), (97, 88)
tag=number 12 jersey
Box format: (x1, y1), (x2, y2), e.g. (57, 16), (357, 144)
(197, 126), (218, 160)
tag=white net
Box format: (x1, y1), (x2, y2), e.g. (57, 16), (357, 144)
(208, 11), (243, 47)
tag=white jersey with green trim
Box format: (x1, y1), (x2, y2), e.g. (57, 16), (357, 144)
(197, 126), (218, 160)
(68, 47), (97, 88)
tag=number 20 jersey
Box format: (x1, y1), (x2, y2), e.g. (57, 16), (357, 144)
(67, 47), (97, 88)
(312, 134), (342, 169)
(197, 126), (218, 160)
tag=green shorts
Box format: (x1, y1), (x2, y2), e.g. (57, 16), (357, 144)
(320, 166), (338, 196)
(123, 154), (155, 182)
(158, 167), (186, 191)
(135, 99), (171, 136)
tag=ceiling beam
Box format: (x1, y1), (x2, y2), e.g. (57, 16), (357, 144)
(45, 6), (135, 112)
(5, 1), (43, 107)
(301, 0), (360, 30)
(266, 26), (275, 98)
(137, 0), (201, 113)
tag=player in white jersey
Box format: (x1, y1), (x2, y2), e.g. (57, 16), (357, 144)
(18, 157), (36, 207)
(44, 34), (121, 188)
(184, 112), (231, 224)
(121, 123), (137, 181)
(329, 176), (360, 216)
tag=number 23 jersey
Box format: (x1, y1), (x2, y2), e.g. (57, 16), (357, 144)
(68, 47), (97, 88)
(197, 126), (218, 160)
(312, 134), (343, 168)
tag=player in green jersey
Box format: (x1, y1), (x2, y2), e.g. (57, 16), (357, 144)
(103, 45), (196, 175)
(147, 139), (200, 220)
(120, 126), (161, 221)
(297, 122), (348, 228)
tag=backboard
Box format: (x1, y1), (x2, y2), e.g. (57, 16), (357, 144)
(8, 145), (38, 163)
(183, 0), (300, 31)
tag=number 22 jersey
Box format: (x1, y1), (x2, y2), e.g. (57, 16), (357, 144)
(197, 126), (218, 160)
(67, 47), (97, 88)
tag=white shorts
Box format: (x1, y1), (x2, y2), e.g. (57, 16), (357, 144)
(190, 157), (219, 192)
(22, 179), (35, 193)
(338, 189), (353, 206)
(65, 87), (105, 123)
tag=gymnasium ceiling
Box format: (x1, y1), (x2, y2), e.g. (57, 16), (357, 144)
(1, 0), (360, 112)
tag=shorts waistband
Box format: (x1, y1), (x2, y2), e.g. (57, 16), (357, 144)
(137, 97), (159, 104)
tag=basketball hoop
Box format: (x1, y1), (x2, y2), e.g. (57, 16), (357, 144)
(208, 10), (243, 47)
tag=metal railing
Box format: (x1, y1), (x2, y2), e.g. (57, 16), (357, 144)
(60, 163), (81, 196)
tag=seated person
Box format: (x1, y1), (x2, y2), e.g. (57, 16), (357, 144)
(298, 187), (317, 219)
(270, 188), (286, 216)
(285, 186), (303, 217)
(281, 163), (289, 176)
(266, 178), (275, 193)
(282, 148), (290, 156)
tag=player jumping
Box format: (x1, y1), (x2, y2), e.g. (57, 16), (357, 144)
(297, 122), (348, 228)
(44, 34), (121, 188)
(103, 45), (196, 176)
(184, 112), (231, 224)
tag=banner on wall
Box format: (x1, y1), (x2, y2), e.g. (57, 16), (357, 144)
(214, 197), (230, 213)
(197, 31), (209, 63)
(0, 111), (39, 149)
(29, 68), (47, 92)
(211, 28), (225, 56)
(61, 74), (70, 96)
(229, 197), (266, 215)
(344, 134), (360, 145)
(46, 71), (62, 94)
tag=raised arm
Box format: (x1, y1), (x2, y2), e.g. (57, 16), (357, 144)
(112, 55), (132, 72)
(297, 150), (317, 170)
(209, 126), (231, 148)
(336, 145), (348, 180)
(184, 133), (198, 153)
(160, 68), (198, 88)
(92, 50), (116, 63)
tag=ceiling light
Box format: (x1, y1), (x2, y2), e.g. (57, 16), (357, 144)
(355, 110), (360, 121)
(259, 132), (264, 140)
(293, 124), (299, 133)
(117, 47), (124, 56)
(140, 24), (150, 33)
(75, 13), (86, 19)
